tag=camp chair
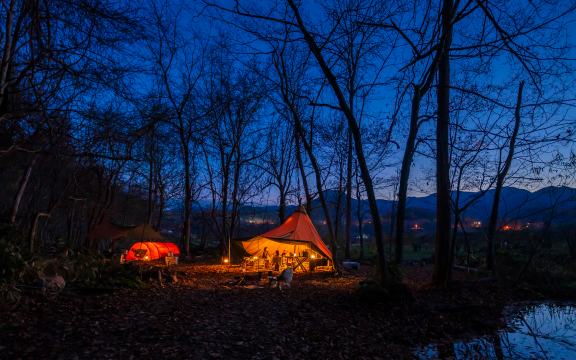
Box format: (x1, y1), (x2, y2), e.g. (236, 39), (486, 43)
(256, 258), (266, 270)
(244, 257), (255, 268)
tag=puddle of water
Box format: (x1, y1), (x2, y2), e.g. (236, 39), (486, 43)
(415, 303), (576, 359)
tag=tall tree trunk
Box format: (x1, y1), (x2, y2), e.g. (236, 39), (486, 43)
(182, 141), (192, 254)
(29, 176), (71, 252)
(10, 155), (36, 224)
(334, 164), (344, 244)
(295, 132), (312, 214)
(294, 119), (340, 274)
(0, 0), (16, 106)
(356, 169), (365, 260)
(486, 81), (524, 272)
(345, 129), (353, 259)
(229, 148), (241, 242)
(432, 0), (454, 287)
(449, 207), (460, 269)
(287, 0), (388, 282)
(389, 196), (396, 258)
(147, 155), (154, 225)
(279, 184), (287, 224)
(493, 335), (505, 360)
(29, 213), (49, 252)
(395, 87), (421, 263)
(285, 93), (341, 274)
(156, 184), (165, 232)
(221, 154), (231, 251)
(67, 199), (77, 240)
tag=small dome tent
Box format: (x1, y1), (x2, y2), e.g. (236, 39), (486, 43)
(125, 242), (180, 261)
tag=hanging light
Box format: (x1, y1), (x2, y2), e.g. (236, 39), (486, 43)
(254, 256), (258, 259)
(224, 259), (229, 263)
(145, 256), (149, 260)
(311, 255), (315, 259)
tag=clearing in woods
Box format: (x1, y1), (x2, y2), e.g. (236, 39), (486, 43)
(1, 263), (513, 359)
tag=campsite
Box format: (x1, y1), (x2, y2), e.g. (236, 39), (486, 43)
(3, 206), (576, 359)
(2, 0), (576, 359)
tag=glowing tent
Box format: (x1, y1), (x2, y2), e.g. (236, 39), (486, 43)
(232, 206), (332, 261)
(125, 242), (180, 261)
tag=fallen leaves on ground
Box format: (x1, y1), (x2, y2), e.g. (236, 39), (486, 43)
(0, 263), (512, 359)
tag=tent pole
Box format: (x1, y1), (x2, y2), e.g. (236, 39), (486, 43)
(228, 236), (230, 268)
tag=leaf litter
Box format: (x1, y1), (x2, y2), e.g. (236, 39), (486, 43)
(0, 263), (516, 359)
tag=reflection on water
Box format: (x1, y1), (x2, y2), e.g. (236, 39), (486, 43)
(416, 303), (576, 359)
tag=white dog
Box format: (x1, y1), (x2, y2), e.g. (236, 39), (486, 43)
(267, 268), (293, 290)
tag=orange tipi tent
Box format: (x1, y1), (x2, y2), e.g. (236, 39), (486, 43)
(232, 206), (332, 261)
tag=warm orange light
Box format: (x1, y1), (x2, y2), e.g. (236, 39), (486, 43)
(254, 256), (258, 259)
(311, 255), (315, 258)
(145, 256), (149, 260)
(224, 259), (228, 263)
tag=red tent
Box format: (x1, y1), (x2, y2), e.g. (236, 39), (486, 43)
(232, 206), (332, 261)
(125, 242), (180, 261)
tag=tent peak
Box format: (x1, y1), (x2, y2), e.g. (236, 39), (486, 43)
(295, 205), (307, 214)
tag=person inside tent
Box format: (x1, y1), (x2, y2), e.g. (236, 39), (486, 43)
(261, 247), (270, 269)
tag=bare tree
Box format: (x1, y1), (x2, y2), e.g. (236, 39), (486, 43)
(486, 82), (524, 272)
(144, 1), (213, 253)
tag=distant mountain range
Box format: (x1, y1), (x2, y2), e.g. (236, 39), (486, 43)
(291, 186), (576, 224)
(187, 186), (576, 227)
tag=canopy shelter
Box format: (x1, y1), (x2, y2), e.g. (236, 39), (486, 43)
(125, 242), (180, 261)
(87, 220), (163, 242)
(232, 206), (332, 262)
(86, 220), (163, 250)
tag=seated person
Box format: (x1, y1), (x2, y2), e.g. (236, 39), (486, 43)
(271, 254), (282, 271)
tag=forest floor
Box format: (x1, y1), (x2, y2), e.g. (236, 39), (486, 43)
(0, 261), (548, 360)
